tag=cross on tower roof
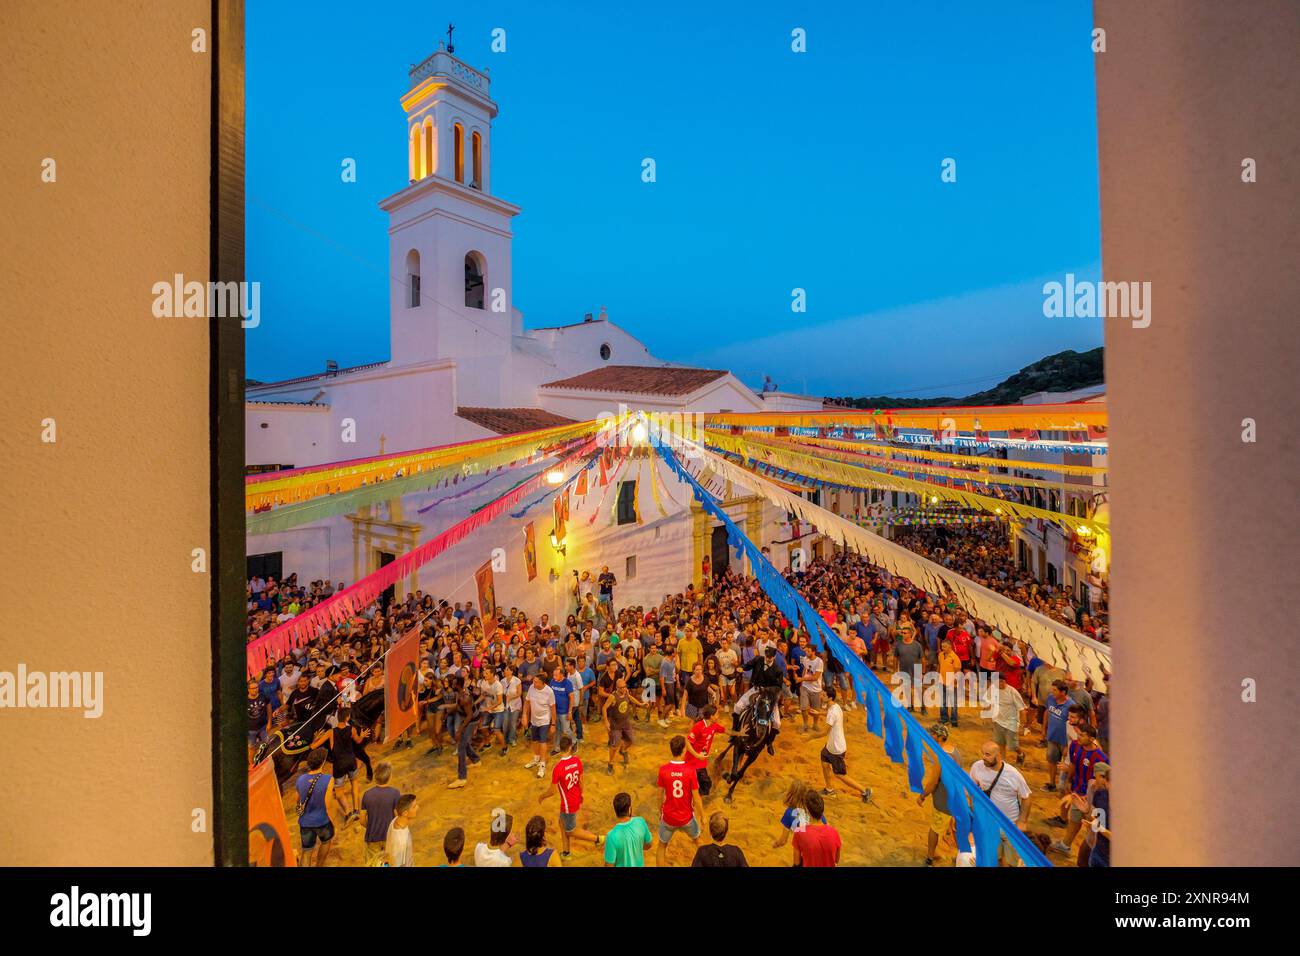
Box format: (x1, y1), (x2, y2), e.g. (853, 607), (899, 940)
(446, 22), (455, 53)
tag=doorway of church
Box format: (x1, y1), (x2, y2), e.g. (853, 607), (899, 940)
(377, 550), (396, 610)
(247, 550), (282, 583)
(710, 525), (730, 579)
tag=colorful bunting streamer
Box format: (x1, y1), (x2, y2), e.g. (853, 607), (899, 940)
(245, 437), (598, 675)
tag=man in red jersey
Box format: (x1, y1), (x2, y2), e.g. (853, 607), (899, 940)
(791, 790), (841, 867)
(683, 703), (735, 799)
(656, 735), (705, 867)
(539, 735), (603, 858)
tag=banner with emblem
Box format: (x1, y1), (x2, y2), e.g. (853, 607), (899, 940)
(576, 467), (588, 497)
(247, 760), (296, 867)
(553, 489), (566, 544)
(383, 629), (420, 743)
(475, 559), (498, 640)
(523, 521), (538, 581)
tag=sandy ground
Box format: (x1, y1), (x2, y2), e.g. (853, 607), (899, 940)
(280, 695), (1067, 867)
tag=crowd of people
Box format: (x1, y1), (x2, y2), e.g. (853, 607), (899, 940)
(891, 523), (1110, 641)
(249, 527), (1112, 868)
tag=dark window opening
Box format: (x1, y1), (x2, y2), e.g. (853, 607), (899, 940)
(616, 480), (637, 525)
(247, 551), (283, 582)
(464, 254), (484, 309)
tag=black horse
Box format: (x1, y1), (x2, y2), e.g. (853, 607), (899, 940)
(716, 687), (780, 804)
(254, 720), (318, 786)
(254, 688), (388, 788)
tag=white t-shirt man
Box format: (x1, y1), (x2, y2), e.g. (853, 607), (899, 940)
(968, 758), (1031, 821)
(480, 677), (504, 714)
(802, 655), (825, 695)
(990, 684), (1026, 732)
(526, 683), (557, 727)
(385, 820), (414, 867)
(474, 843), (512, 867)
(824, 701), (847, 756)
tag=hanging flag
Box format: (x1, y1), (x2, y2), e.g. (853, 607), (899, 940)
(523, 521), (538, 582)
(475, 560), (498, 640)
(598, 453), (608, 486)
(561, 486), (571, 522)
(247, 760), (296, 867)
(553, 489), (566, 544)
(383, 630), (420, 743)
(576, 468), (588, 496)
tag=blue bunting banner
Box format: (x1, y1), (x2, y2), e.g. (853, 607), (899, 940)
(655, 441), (1051, 868)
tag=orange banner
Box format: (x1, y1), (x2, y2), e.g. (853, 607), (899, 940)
(576, 468), (588, 496)
(383, 631), (420, 744)
(553, 490), (566, 544)
(248, 760), (296, 867)
(476, 560), (498, 640)
(524, 522), (538, 582)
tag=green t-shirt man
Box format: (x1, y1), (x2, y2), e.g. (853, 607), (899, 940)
(644, 649), (664, 682)
(604, 815), (653, 867)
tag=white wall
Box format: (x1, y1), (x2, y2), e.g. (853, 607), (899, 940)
(246, 403), (332, 469)
(252, 453), (698, 621)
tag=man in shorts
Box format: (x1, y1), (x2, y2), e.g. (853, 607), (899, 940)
(539, 735), (603, 858)
(917, 722), (957, 865)
(603, 677), (636, 775)
(294, 747), (336, 866)
(656, 735), (705, 867)
(817, 686), (871, 801)
(657, 652), (677, 728)
(522, 673), (557, 780)
(798, 643), (825, 732)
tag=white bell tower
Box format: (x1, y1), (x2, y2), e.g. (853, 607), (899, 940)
(379, 40), (520, 403)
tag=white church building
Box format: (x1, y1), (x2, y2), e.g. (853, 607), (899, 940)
(246, 45), (829, 616)
(247, 45), (820, 472)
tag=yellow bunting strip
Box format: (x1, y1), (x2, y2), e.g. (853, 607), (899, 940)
(785, 434), (1107, 476)
(704, 402), (1107, 432)
(749, 433), (1098, 493)
(706, 431), (1107, 536)
(246, 420), (600, 512)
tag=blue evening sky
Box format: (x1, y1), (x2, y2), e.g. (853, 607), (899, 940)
(246, 0), (1102, 397)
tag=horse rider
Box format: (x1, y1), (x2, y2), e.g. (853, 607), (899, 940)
(733, 644), (786, 732)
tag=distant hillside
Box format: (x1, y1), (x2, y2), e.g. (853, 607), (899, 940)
(825, 348), (1104, 408)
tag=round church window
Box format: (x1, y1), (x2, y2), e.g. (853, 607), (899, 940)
(600, 343), (611, 361)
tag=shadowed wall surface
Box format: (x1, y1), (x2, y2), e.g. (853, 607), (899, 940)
(1097, 0), (1300, 865)
(0, 0), (214, 865)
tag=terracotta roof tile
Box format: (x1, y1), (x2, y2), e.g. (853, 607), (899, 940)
(455, 406), (578, 435)
(539, 365), (729, 396)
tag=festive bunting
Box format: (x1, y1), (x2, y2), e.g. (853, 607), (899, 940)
(666, 432), (1110, 687)
(705, 402), (1106, 433)
(245, 438), (597, 675)
(768, 433), (1102, 491)
(706, 430), (1107, 536)
(246, 420), (599, 513)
